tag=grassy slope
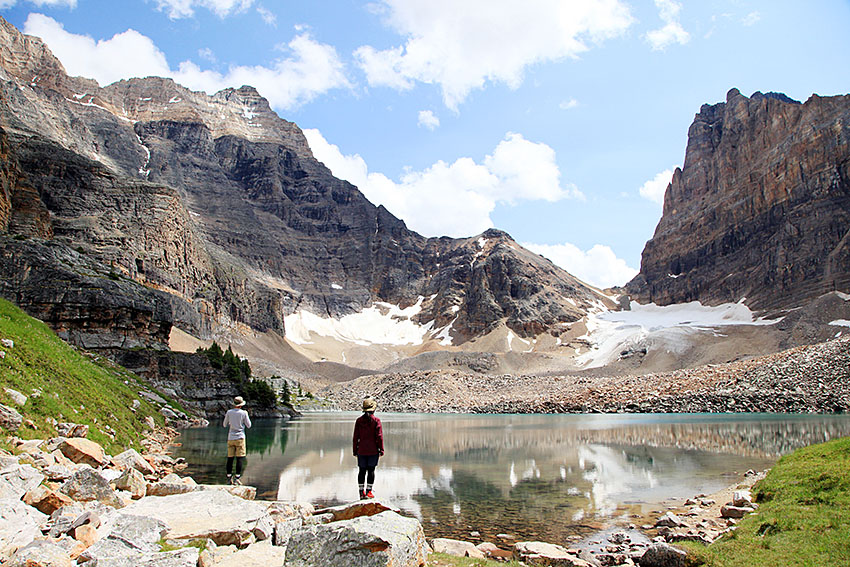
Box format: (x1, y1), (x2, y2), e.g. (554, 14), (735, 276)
(0, 297), (167, 453)
(681, 436), (850, 566)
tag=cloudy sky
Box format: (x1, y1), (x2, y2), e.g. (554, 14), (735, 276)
(1, 1), (848, 288)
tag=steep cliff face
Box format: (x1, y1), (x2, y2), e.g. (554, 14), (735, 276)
(0, 16), (602, 350)
(628, 89), (850, 310)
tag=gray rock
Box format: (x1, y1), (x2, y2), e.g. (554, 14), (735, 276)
(56, 423), (89, 438)
(119, 490), (273, 546)
(43, 464), (74, 482)
(115, 468), (147, 500)
(6, 539), (72, 567)
(638, 542), (687, 567)
(0, 497), (48, 560)
(732, 490), (752, 507)
(60, 468), (124, 508)
(80, 514), (169, 563)
(89, 547), (199, 567)
(655, 512), (687, 528)
(513, 541), (593, 566)
(3, 388), (27, 406)
(111, 449), (156, 476)
(0, 462), (44, 500)
(213, 540), (285, 567)
(720, 504), (755, 519)
(273, 517), (302, 548)
(285, 510), (427, 567)
(431, 538), (484, 559)
(0, 403), (22, 432)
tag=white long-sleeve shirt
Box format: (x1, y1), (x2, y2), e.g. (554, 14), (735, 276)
(223, 408), (252, 441)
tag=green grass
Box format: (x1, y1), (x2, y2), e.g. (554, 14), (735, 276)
(427, 552), (523, 567)
(0, 297), (168, 453)
(678, 436), (850, 567)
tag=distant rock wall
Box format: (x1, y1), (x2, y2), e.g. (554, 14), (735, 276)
(629, 89), (850, 310)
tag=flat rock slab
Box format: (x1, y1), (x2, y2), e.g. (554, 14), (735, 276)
(514, 541), (594, 567)
(60, 468), (124, 508)
(0, 497), (48, 560)
(119, 490), (272, 546)
(212, 540), (286, 567)
(82, 514), (169, 563)
(285, 510), (427, 567)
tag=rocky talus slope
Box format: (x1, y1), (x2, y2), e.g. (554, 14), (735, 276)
(0, 16), (603, 351)
(628, 89), (850, 311)
(321, 335), (850, 413)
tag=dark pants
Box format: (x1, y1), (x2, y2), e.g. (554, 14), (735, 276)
(226, 456), (245, 475)
(357, 454), (379, 485)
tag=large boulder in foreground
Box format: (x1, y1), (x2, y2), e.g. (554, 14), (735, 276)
(0, 497), (48, 560)
(285, 510), (427, 567)
(119, 490), (272, 546)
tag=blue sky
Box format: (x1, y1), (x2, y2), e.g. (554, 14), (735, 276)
(1, 0), (848, 288)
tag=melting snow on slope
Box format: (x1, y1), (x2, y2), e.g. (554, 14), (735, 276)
(577, 300), (778, 368)
(285, 297), (433, 346)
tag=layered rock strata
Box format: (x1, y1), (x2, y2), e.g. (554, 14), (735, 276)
(628, 89), (850, 310)
(0, 16), (603, 350)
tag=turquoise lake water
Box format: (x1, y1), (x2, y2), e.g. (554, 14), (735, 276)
(171, 412), (850, 543)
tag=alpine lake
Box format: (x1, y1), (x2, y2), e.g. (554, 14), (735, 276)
(171, 412), (850, 544)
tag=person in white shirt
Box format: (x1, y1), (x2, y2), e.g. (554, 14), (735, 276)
(222, 396), (252, 485)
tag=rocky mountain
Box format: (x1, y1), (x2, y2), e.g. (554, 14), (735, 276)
(0, 16), (604, 354)
(628, 88), (850, 311)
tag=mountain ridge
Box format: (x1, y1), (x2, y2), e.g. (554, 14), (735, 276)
(0, 15), (606, 357)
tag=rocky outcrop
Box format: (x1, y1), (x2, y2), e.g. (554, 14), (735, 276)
(0, 15), (603, 354)
(628, 89), (850, 311)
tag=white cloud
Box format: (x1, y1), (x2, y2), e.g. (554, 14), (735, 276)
(355, 0), (633, 110)
(23, 14), (350, 110)
(0, 0), (76, 7)
(559, 98), (579, 110)
(638, 168), (675, 205)
(522, 242), (638, 289)
(198, 47), (217, 63)
(741, 11), (760, 27)
(417, 110), (439, 130)
(256, 5), (276, 26)
(304, 129), (582, 238)
(645, 0), (690, 50)
(153, 0), (254, 19)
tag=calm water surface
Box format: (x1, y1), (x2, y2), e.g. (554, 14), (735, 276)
(172, 412), (850, 543)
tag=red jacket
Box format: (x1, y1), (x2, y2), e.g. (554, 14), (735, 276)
(353, 412), (384, 456)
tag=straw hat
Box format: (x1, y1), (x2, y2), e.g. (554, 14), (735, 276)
(234, 396), (246, 407)
(362, 397), (377, 412)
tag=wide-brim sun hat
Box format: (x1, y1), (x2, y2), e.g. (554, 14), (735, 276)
(362, 397), (377, 412)
(234, 396), (246, 407)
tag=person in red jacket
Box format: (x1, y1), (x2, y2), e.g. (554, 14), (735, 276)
(352, 397), (384, 499)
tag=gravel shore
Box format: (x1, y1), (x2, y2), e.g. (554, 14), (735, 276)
(321, 336), (850, 414)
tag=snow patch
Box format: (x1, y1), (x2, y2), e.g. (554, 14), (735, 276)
(433, 316), (457, 346)
(330, 283), (343, 290)
(285, 297), (432, 346)
(835, 291), (850, 301)
(668, 273), (682, 279)
(169, 96), (182, 104)
(242, 107), (256, 120)
(829, 319), (850, 328)
(477, 237), (488, 248)
(577, 300), (778, 369)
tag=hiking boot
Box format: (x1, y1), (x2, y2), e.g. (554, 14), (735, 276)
(233, 476), (242, 485)
(359, 489), (366, 500)
(227, 474), (233, 485)
(365, 490), (374, 499)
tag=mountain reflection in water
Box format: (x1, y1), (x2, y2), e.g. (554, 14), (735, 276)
(173, 413), (850, 543)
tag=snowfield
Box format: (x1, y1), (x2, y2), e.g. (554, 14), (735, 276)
(577, 300), (778, 368)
